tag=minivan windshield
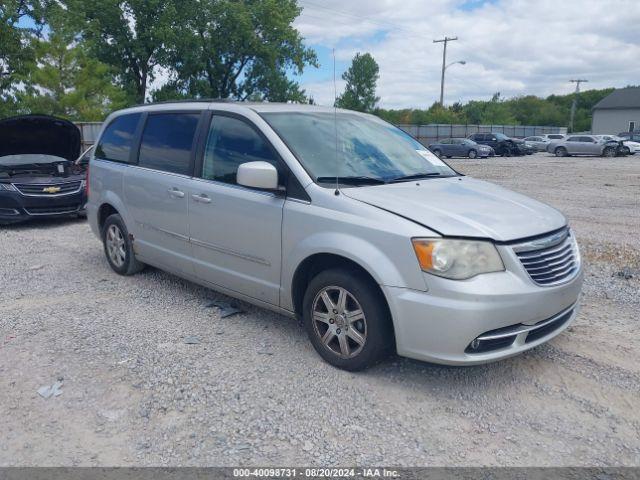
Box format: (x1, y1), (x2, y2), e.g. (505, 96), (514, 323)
(261, 112), (457, 185)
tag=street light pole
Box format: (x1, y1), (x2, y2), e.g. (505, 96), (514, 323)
(434, 36), (458, 106)
(569, 79), (588, 133)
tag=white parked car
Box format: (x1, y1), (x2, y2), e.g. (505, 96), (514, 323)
(595, 135), (640, 155)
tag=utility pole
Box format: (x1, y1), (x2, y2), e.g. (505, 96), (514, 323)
(569, 79), (588, 133)
(434, 36), (458, 106)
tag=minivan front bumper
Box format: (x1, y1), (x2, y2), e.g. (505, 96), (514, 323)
(384, 245), (583, 365)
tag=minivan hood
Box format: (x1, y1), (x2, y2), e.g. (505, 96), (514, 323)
(0, 115), (81, 161)
(343, 177), (566, 242)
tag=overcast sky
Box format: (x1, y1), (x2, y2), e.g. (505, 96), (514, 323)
(293, 0), (640, 108)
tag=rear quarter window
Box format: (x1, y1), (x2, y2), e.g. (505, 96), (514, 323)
(95, 113), (142, 163)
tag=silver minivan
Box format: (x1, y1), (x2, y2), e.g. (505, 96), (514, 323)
(87, 102), (583, 371)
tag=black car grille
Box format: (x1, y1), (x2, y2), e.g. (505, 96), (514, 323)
(24, 205), (80, 215)
(514, 229), (579, 286)
(13, 181), (82, 196)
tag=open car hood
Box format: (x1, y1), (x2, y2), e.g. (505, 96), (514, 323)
(0, 115), (81, 161)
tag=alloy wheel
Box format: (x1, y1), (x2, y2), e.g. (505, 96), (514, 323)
(311, 286), (367, 359)
(106, 224), (126, 268)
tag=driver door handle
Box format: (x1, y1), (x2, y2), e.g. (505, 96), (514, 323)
(192, 194), (212, 204)
(168, 188), (185, 198)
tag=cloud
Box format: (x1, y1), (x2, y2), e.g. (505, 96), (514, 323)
(295, 0), (640, 108)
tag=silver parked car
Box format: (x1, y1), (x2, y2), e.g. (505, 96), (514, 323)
(539, 133), (566, 142)
(87, 102), (583, 370)
(547, 135), (620, 157)
(522, 136), (550, 152)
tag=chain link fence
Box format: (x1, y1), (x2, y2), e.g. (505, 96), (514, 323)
(397, 124), (568, 147)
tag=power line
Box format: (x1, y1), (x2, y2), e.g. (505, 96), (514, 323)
(298, 0), (412, 34)
(297, 11), (435, 47)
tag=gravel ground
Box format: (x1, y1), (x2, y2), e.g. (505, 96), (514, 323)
(1, 153), (639, 467)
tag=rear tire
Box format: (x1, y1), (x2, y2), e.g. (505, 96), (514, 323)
(302, 268), (394, 371)
(555, 147), (568, 157)
(102, 213), (145, 276)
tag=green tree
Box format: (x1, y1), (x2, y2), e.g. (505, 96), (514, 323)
(19, 32), (128, 120)
(0, 0), (45, 117)
(335, 52), (380, 112)
(64, 0), (178, 103)
(156, 0), (316, 102)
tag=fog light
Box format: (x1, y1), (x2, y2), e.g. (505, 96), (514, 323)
(470, 338), (481, 350)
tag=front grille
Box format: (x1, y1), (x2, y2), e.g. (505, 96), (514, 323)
(514, 229), (579, 286)
(24, 205), (80, 215)
(13, 181), (82, 196)
(525, 309), (573, 344)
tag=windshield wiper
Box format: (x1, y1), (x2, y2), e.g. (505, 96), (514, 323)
(389, 172), (446, 183)
(316, 176), (387, 185)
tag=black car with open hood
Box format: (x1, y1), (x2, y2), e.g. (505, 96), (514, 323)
(0, 115), (87, 224)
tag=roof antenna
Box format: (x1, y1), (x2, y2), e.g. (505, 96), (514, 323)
(333, 48), (340, 196)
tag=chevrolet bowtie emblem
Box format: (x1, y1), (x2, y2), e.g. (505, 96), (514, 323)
(43, 186), (61, 193)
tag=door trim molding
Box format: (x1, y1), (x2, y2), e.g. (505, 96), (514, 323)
(190, 237), (271, 266)
(137, 221), (270, 266)
(136, 221), (190, 242)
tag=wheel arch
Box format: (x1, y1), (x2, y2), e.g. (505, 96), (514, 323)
(93, 189), (132, 235)
(290, 253), (392, 323)
(97, 203), (119, 232)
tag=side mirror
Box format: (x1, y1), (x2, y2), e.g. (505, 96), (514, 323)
(237, 161), (278, 190)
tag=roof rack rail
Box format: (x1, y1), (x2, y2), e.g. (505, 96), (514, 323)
(135, 98), (239, 107)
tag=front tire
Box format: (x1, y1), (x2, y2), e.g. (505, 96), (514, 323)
(500, 147), (511, 157)
(468, 149), (477, 159)
(102, 213), (144, 275)
(603, 146), (616, 158)
(302, 268), (394, 371)
(432, 149), (442, 158)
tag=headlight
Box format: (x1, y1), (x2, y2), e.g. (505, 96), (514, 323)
(0, 183), (17, 191)
(412, 238), (505, 280)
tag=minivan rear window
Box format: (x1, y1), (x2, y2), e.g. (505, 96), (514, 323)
(95, 113), (142, 163)
(138, 113), (200, 176)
